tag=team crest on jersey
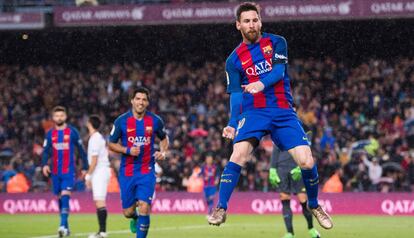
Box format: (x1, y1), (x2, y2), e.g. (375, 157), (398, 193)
(262, 45), (273, 56)
(145, 126), (153, 133)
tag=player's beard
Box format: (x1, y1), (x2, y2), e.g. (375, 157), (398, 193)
(134, 105), (146, 117)
(242, 29), (260, 43)
(55, 121), (65, 127)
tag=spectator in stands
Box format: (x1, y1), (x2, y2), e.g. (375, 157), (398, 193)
(362, 155), (383, 191)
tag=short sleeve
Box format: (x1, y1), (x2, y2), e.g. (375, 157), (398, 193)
(89, 136), (100, 156)
(154, 116), (167, 140)
(109, 118), (122, 143)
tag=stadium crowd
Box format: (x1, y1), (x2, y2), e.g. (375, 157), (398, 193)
(0, 57), (414, 193)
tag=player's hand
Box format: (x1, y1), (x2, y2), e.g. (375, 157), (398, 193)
(154, 151), (167, 161)
(290, 166), (302, 181)
(269, 168), (281, 187)
(85, 179), (92, 190)
(81, 170), (87, 178)
(42, 165), (51, 177)
(129, 147), (140, 156)
(222, 126), (236, 140)
(242, 81), (265, 94)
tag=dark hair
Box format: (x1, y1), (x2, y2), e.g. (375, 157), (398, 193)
(130, 86), (150, 101)
(52, 106), (67, 114)
(89, 114), (101, 130)
(236, 2), (261, 21)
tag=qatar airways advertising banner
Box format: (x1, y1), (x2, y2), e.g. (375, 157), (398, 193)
(53, 0), (414, 27)
(1, 192), (414, 216)
(0, 13), (44, 30)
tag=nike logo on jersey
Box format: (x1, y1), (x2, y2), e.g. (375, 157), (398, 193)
(127, 128), (135, 132)
(241, 59), (251, 65)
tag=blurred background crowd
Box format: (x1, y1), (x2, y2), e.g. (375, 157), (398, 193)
(1, 56), (413, 193)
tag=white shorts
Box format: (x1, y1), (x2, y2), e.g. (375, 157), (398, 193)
(91, 167), (110, 201)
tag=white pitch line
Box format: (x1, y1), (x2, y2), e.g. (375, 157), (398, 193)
(29, 223), (270, 238)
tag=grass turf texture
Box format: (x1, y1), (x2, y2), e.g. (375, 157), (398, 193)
(0, 214), (413, 238)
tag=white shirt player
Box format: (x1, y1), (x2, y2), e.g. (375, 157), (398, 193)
(88, 132), (110, 170)
(87, 132), (110, 201)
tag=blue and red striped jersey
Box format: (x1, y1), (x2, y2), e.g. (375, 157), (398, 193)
(200, 164), (219, 187)
(109, 110), (167, 177)
(226, 32), (293, 112)
(42, 125), (88, 176)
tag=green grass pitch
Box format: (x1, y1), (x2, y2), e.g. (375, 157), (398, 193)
(0, 214), (413, 238)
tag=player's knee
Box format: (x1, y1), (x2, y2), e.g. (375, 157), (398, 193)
(295, 153), (314, 169)
(137, 201), (150, 215)
(123, 209), (135, 218)
(229, 150), (248, 165)
(279, 193), (291, 200)
(298, 158), (314, 169)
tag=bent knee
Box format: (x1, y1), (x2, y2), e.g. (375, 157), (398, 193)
(230, 142), (254, 165)
(138, 201), (151, 215)
(123, 210), (135, 218)
(298, 159), (314, 169)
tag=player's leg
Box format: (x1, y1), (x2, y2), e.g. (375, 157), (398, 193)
(59, 190), (71, 237)
(55, 176), (73, 237)
(288, 145), (332, 229)
(119, 176), (138, 233)
(287, 146), (318, 207)
(209, 111), (269, 225)
(89, 168), (110, 238)
(52, 176), (67, 237)
(136, 201), (151, 238)
(271, 110), (332, 229)
(280, 192), (294, 238)
(207, 140), (254, 224)
(204, 187), (215, 215)
(218, 139), (258, 209)
(297, 193), (320, 238)
(135, 173), (156, 238)
(123, 205), (138, 233)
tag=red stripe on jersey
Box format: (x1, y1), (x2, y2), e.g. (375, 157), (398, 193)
(125, 117), (136, 177)
(62, 128), (71, 174)
(52, 130), (58, 175)
(141, 115), (154, 174)
(236, 43), (266, 108)
(274, 80), (290, 109)
(259, 37), (289, 109)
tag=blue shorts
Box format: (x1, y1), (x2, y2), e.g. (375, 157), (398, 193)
(234, 108), (309, 151)
(119, 173), (156, 209)
(51, 174), (75, 195)
(203, 186), (217, 200)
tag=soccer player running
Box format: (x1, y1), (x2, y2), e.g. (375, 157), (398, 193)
(42, 106), (89, 237)
(199, 153), (220, 215)
(207, 2), (333, 230)
(108, 87), (169, 238)
(269, 142), (320, 238)
(86, 115), (111, 238)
